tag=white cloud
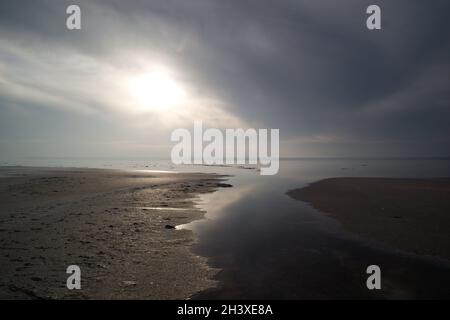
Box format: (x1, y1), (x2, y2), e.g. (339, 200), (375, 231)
(0, 38), (246, 130)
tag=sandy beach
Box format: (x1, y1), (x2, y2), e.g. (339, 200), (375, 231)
(287, 177), (450, 261)
(0, 167), (230, 299)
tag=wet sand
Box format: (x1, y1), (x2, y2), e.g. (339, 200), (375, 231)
(0, 167), (230, 299)
(287, 177), (450, 260)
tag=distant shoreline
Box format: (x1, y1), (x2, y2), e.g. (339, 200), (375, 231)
(287, 177), (450, 261)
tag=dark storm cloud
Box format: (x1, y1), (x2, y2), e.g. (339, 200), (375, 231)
(1, 0), (449, 157)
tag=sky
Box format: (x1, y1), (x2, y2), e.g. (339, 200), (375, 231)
(0, 0), (449, 161)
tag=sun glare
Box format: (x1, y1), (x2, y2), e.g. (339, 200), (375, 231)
(128, 69), (186, 112)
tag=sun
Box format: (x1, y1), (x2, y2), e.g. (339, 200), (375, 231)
(128, 68), (186, 111)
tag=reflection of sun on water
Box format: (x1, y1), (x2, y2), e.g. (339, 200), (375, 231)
(127, 67), (186, 112)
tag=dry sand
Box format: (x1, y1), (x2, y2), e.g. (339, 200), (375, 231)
(0, 167), (230, 299)
(287, 177), (450, 261)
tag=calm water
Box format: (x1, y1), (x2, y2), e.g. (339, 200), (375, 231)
(178, 159), (450, 299)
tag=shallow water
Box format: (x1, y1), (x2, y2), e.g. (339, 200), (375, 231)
(179, 159), (450, 299)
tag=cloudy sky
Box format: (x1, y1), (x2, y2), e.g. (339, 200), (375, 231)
(0, 0), (449, 161)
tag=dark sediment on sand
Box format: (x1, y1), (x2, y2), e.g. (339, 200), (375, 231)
(0, 167), (229, 299)
(287, 177), (450, 260)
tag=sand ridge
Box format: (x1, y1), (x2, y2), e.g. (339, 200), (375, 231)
(287, 177), (450, 261)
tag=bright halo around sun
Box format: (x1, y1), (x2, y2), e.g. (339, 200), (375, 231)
(128, 68), (187, 112)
